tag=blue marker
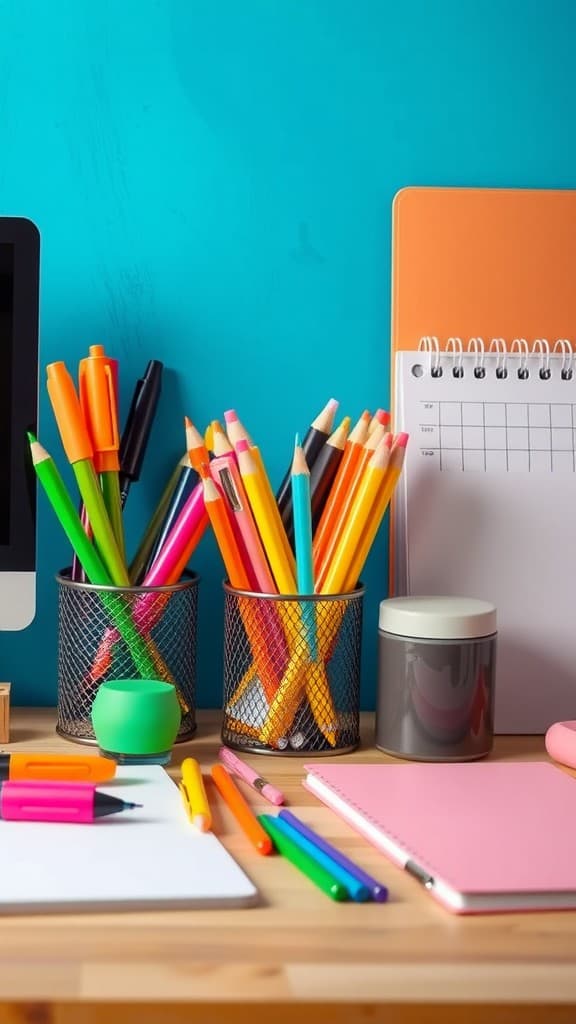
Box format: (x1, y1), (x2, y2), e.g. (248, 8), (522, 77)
(270, 813), (370, 902)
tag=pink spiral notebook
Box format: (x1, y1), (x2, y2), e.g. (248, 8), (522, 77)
(304, 761), (576, 914)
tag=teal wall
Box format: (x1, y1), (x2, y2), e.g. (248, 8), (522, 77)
(1, 0), (574, 706)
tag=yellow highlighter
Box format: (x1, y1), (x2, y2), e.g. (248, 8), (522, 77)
(179, 758), (212, 832)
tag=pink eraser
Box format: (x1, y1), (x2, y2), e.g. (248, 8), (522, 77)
(545, 721), (576, 769)
(235, 439), (249, 453)
(224, 409), (238, 423)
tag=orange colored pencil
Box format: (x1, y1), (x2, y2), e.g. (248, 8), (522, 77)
(368, 408), (391, 435)
(212, 421), (234, 457)
(315, 425), (391, 592)
(313, 410), (371, 576)
(201, 469), (252, 591)
(185, 417), (211, 472)
(210, 763), (273, 855)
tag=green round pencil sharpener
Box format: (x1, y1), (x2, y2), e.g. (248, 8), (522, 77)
(91, 679), (181, 765)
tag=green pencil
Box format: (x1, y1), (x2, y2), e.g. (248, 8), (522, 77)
(28, 434), (156, 680)
(259, 815), (348, 902)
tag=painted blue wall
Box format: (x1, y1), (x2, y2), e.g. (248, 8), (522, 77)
(1, 0), (574, 707)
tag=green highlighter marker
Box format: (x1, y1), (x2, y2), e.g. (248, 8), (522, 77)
(28, 433), (156, 680)
(259, 814), (348, 902)
(46, 361), (129, 587)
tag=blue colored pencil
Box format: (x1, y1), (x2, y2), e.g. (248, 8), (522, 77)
(290, 434), (317, 656)
(279, 809), (388, 903)
(270, 813), (370, 902)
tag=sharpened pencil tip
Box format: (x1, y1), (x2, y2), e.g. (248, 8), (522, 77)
(224, 409), (238, 423)
(295, 432), (301, 448)
(235, 439), (249, 453)
(27, 431), (37, 444)
(394, 432), (409, 448)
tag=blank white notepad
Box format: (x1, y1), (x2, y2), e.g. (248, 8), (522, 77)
(393, 344), (576, 733)
(0, 765), (258, 912)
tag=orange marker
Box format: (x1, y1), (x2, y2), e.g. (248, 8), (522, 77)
(313, 410), (371, 577)
(79, 344), (125, 556)
(210, 763), (273, 855)
(185, 416), (211, 473)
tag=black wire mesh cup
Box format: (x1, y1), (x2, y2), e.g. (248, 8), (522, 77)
(222, 583), (364, 755)
(56, 569), (199, 744)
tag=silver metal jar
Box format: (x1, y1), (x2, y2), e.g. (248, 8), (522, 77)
(376, 596), (497, 761)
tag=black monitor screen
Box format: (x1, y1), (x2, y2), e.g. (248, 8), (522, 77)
(0, 244), (13, 544)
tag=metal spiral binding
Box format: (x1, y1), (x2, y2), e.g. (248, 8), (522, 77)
(414, 337), (576, 380)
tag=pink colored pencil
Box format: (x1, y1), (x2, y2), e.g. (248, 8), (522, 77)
(143, 481), (207, 587)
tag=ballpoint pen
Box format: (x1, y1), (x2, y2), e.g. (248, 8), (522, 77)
(179, 757), (212, 831)
(79, 344), (125, 558)
(119, 359), (163, 507)
(218, 746), (285, 806)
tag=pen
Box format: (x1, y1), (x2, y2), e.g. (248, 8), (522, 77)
(268, 813), (369, 901)
(258, 814), (347, 901)
(119, 359), (163, 507)
(0, 780), (140, 823)
(46, 361), (129, 586)
(278, 809), (387, 902)
(179, 757), (212, 831)
(0, 752), (116, 784)
(218, 746), (285, 806)
(210, 763), (273, 855)
(79, 344), (125, 558)
(143, 455), (199, 578)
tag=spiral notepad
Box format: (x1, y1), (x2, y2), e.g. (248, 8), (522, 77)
(393, 336), (576, 731)
(391, 186), (576, 732)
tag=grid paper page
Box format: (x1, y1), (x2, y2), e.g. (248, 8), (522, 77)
(393, 351), (576, 732)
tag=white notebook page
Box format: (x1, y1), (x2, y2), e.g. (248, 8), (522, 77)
(0, 765), (258, 912)
(394, 351), (576, 732)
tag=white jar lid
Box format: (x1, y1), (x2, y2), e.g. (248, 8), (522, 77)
(379, 596), (497, 640)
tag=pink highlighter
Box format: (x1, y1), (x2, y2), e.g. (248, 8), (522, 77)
(0, 781), (139, 822)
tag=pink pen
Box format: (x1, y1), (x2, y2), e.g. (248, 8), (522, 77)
(0, 781), (140, 822)
(143, 481), (208, 587)
(218, 746), (285, 806)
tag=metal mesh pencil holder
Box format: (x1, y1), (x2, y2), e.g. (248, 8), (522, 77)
(56, 569), (199, 744)
(222, 583), (364, 755)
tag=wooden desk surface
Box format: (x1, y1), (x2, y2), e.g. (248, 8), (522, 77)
(1, 709), (576, 1024)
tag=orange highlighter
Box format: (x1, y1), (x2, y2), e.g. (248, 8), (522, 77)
(0, 752), (116, 784)
(79, 345), (125, 558)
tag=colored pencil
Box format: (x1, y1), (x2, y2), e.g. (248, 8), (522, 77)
(312, 410), (370, 577)
(308, 416), (350, 533)
(236, 440), (296, 594)
(129, 453), (187, 584)
(321, 435), (394, 595)
(276, 398), (339, 538)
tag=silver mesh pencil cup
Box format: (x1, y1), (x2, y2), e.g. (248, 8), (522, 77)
(56, 569), (199, 744)
(222, 583), (364, 755)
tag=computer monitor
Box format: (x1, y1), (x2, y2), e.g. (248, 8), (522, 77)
(0, 217), (39, 628)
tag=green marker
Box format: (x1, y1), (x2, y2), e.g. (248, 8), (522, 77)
(28, 433), (156, 680)
(45, 361), (129, 586)
(258, 814), (348, 902)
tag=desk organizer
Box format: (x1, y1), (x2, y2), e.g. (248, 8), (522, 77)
(56, 569), (198, 744)
(222, 584), (363, 755)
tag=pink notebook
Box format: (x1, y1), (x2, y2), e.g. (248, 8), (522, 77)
(304, 762), (576, 914)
